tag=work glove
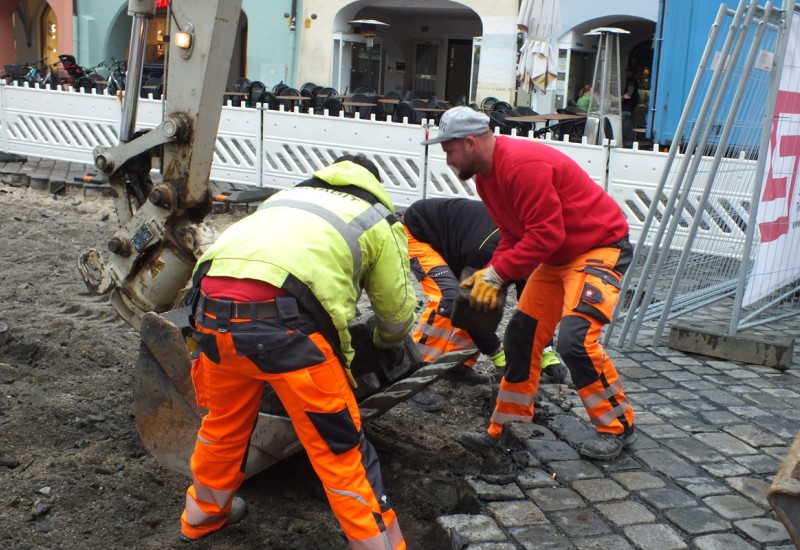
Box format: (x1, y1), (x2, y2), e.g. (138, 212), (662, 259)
(381, 345), (406, 370)
(460, 266), (504, 312)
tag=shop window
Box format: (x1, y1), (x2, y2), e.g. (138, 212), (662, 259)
(41, 7), (58, 65)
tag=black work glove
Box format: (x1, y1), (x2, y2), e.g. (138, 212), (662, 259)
(382, 346), (406, 370)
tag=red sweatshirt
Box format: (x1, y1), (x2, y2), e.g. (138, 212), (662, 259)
(476, 136), (629, 282)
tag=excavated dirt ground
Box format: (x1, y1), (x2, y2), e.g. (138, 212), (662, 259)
(0, 184), (502, 549)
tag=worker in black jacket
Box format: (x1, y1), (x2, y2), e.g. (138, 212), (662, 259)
(401, 198), (567, 402)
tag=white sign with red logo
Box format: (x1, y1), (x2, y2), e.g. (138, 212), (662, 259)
(743, 11), (800, 307)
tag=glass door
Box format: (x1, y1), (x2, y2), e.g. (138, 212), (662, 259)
(413, 43), (438, 96)
(333, 34), (382, 94)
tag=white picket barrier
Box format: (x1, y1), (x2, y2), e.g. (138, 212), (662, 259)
(0, 83), (757, 256)
(1, 84), (121, 164)
(260, 108), (427, 208)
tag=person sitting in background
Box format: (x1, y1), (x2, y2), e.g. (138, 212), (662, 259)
(576, 84), (593, 111)
(622, 69), (640, 114)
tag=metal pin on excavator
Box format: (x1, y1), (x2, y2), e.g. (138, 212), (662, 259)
(76, 0), (474, 479)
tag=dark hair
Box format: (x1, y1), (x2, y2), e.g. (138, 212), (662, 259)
(334, 153), (382, 182)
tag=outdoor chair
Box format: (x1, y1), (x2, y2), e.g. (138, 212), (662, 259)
(255, 91), (280, 110)
(246, 81), (266, 107)
(345, 93), (375, 119)
(277, 87), (301, 111)
(322, 96), (343, 117)
(487, 111), (514, 135)
(480, 97), (499, 111)
(393, 101), (418, 123)
(403, 91), (421, 102)
(492, 101), (513, 113)
(535, 118), (586, 142)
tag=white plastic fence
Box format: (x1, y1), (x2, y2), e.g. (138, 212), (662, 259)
(0, 83), (757, 254)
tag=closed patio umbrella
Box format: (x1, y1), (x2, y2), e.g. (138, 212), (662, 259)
(516, 0), (560, 94)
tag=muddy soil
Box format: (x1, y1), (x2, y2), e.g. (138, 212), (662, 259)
(0, 185), (502, 549)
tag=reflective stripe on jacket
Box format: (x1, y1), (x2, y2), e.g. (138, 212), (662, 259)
(193, 161), (416, 364)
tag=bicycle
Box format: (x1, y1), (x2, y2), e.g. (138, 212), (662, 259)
(17, 59), (60, 90)
(2, 58), (58, 89)
(58, 54), (107, 94)
(105, 57), (127, 96)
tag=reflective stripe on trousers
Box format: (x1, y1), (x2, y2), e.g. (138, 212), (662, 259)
(413, 304), (478, 366)
(181, 317), (405, 548)
(489, 245), (635, 439)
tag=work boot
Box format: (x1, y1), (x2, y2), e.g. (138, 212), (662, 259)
(180, 496), (247, 543)
(443, 364), (493, 385)
(578, 427), (637, 461)
(409, 390), (446, 412)
(457, 430), (500, 454)
(541, 348), (568, 384)
(489, 348), (507, 383)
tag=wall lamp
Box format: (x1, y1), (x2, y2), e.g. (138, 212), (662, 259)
(174, 22), (194, 59)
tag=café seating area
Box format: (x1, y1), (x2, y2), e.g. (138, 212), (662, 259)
(214, 79), (644, 147)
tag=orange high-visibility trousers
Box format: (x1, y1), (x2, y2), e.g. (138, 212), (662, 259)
(181, 316), (405, 549)
(405, 226), (479, 366)
(488, 243), (635, 439)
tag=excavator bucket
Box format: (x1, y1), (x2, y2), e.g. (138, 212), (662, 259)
(768, 431), (800, 546)
(133, 309), (477, 479)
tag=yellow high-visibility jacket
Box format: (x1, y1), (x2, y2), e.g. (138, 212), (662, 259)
(194, 160), (416, 365)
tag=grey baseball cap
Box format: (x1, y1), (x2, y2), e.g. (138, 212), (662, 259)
(421, 106), (491, 145)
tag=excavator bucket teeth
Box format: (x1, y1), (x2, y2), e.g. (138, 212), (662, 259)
(768, 431), (800, 546)
(134, 309), (201, 479)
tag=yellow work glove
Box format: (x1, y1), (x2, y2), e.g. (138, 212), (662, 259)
(460, 266), (504, 312)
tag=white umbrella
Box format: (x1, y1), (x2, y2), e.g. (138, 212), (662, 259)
(516, 0), (561, 94)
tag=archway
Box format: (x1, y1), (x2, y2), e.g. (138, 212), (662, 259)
(556, 16), (655, 113)
(331, 1), (481, 103)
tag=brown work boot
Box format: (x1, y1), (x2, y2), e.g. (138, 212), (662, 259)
(578, 427), (637, 461)
(180, 496), (247, 543)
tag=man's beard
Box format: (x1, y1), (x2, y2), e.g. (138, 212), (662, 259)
(453, 159), (476, 181)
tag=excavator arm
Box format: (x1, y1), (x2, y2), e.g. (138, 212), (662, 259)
(77, 0), (474, 480)
(78, 0), (241, 329)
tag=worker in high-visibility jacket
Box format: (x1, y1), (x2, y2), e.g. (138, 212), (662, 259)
(423, 107), (636, 462)
(401, 198), (567, 385)
(179, 155), (415, 549)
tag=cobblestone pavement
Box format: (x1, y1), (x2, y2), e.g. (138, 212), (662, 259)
(3, 155), (799, 549)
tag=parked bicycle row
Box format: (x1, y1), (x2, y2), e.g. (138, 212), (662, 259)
(1, 55), (127, 95)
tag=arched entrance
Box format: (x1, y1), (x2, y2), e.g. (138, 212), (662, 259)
(331, 1), (482, 103)
(104, 5), (246, 89)
(555, 16), (655, 115)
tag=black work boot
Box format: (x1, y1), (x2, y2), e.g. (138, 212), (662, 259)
(444, 364), (493, 385)
(578, 426), (637, 461)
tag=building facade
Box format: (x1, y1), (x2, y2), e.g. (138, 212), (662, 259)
(2, 1), (659, 120)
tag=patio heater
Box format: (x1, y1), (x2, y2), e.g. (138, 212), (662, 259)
(349, 19), (389, 92)
(583, 27), (629, 146)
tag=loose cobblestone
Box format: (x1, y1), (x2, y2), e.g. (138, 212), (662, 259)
(663, 506), (731, 535)
(623, 524), (689, 550)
